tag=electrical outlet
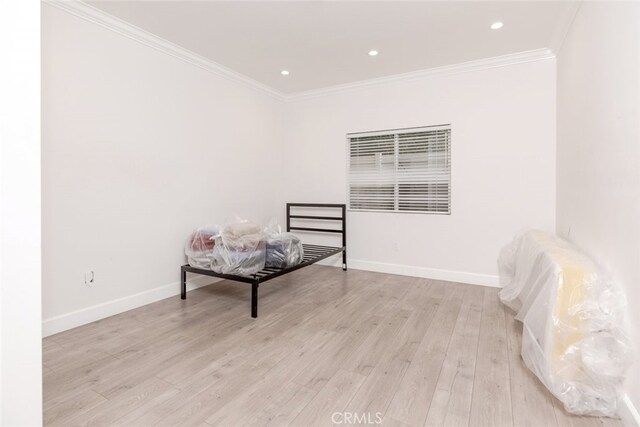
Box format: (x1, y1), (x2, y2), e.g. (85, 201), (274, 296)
(84, 271), (95, 286)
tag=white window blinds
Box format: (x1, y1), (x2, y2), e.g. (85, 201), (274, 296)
(348, 125), (451, 214)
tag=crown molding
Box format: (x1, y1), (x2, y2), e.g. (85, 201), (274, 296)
(285, 48), (555, 102)
(43, 0), (286, 101)
(549, 0), (582, 55)
(45, 0), (557, 104)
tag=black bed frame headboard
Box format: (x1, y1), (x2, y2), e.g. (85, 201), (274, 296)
(286, 203), (347, 254)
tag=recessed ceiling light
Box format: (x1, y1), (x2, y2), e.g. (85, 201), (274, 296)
(491, 22), (504, 30)
(281, 70), (289, 76)
(368, 50), (379, 56)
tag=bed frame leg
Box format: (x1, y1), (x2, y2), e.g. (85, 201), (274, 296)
(181, 268), (187, 300)
(251, 282), (259, 318)
(342, 250), (347, 271)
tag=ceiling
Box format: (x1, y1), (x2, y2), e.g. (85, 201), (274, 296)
(88, 1), (576, 94)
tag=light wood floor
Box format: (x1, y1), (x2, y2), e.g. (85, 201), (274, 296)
(44, 266), (622, 427)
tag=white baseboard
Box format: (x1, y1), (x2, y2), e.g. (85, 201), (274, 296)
(343, 258), (501, 288)
(42, 274), (217, 337)
(621, 394), (640, 427)
(43, 259), (498, 337)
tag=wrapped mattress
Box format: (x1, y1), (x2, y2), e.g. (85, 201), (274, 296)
(498, 230), (632, 417)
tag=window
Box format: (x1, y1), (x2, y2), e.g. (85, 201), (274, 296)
(348, 125), (451, 214)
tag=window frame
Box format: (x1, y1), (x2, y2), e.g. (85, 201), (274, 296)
(346, 124), (451, 215)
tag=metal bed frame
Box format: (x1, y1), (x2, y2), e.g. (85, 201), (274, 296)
(181, 203), (346, 318)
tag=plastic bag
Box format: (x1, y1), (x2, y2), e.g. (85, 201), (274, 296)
(265, 233), (304, 268)
(210, 221), (266, 276)
(185, 227), (218, 269)
(263, 222), (304, 268)
(498, 230), (632, 417)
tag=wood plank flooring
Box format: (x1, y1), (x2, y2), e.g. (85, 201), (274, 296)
(43, 266), (622, 427)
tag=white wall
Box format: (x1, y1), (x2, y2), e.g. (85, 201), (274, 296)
(43, 4), (559, 337)
(0, 0), (42, 424)
(283, 60), (557, 284)
(556, 2), (640, 422)
(42, 5), (284, 333)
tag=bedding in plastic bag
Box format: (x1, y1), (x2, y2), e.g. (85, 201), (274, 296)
(498, 230), (632, 417)
(265, 228), (304, 270)
(263, 222), (304, 268)
(210, 221), (266, 276)
(265, 233), (304, 268)
(185, 227), (218, 269)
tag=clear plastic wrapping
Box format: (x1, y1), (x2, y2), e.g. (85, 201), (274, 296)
(184, 221), (304, 274)
(498, 230), (632, 417)
(184, 227), (218, 269)
(185, 222), (266, 276)
(265, 233), (304, 268)
(211, 221), (266, 276)
(263, 221), (304, 268)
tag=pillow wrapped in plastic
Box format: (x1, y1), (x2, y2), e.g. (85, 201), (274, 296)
(185, 227), (218, 269)
(266, 232), (304, 268)
(498, 230), (632, 417)
(211, 221), (266, 276)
